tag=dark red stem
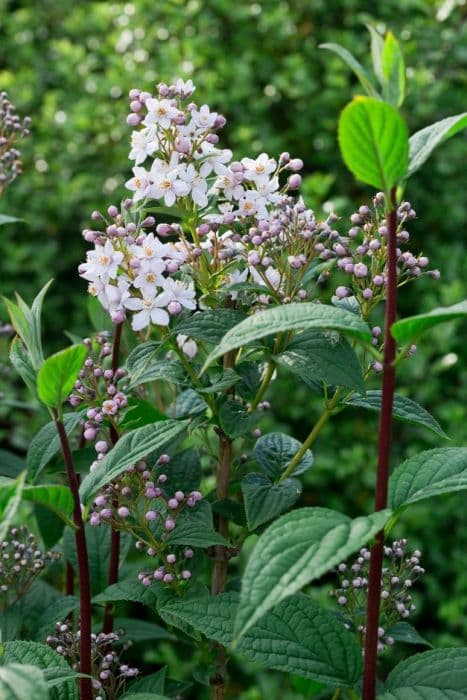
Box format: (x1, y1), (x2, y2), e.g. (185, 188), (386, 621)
(55, 415), (93, 700)
(362, 191), (398, 699)
(102, 322), (123, 634)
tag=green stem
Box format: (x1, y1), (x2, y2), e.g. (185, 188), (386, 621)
(279, 387), (341, 482)
(248, 361), (275, 412)
(331, 690), (341, 700)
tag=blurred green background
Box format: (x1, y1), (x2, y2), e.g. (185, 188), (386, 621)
(1, 0), (466, 697)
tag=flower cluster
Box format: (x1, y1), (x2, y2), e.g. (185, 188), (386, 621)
(0, 91), (30, 195)
(0, 526), (60, 608)
(47, 622), (138, 699)
(331, 195), (439, 312)
(88, 455), (200, 590)
(330, 539), (425, 653)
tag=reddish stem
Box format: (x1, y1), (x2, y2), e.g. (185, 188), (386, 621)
(102, 322), (123, 634)
(55, 415), (93, 700)
(362, 191), (398, 699)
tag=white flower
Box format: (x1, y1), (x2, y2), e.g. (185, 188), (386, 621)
(124, 291), (170, 330)
(242, 153), (276, 183)
(129, 128), (158, 165)
(149, 153), (180, 181)
(250, 265), (281, 290)
(179, 162), (210, 208)
(104, 278), (131, 313)
(125, 166), (153, 202)
(150, 170), (190, 207)
(238, 190), (261, 217)
(133, 265), (166, 293)
(214, 165), (244, 200)
(174, 79), (195, 97)
(80, 240), (124, 283)
(194, 142), (232, 175)
(143, 98), (180, 129)
(226, 268), (248, 299)
(190, 104), (217, 131)
(162, 278), (197, 310)
(130, 233), (170, 264)
(255, 175), (280, 203)
(177, 334), (198, 359)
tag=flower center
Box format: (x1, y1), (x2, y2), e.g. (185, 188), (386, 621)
(99, 255), (110, 265)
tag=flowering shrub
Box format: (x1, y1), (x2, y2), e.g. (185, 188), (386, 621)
(1, 27), (467, 700)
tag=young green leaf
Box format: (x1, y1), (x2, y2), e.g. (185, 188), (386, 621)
(391, 299), (467, 345)
(234, 507), (391, 639)
(381, 31), (405, 107)
(254, 432), (313, 478)
(79, 419), (188, 504)
(378, 647), (467, 699)
(202, 303), (371, 371)
(385, 621), (432, 647)
(319, 43), (379, 97)
(408, 112), (467, 177)
(242, 473), (302, 530)
(389, 447), (467, 511)
(37, 344), (87, 410)
(0, 665), (48, 700)
(338, 96), (409, 191)
(344, 391), (448, 439)
(27, 411), (85, 483)
(219, 398), (256, 439)
(22, 484), (75, 527)
(160, 592), (363, 687)
(9, 337), (37, 394)
(0, 472), (25, 542)
(366, 24), (384, 83)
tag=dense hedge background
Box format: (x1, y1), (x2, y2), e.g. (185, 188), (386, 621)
(1, 1), (466, 697)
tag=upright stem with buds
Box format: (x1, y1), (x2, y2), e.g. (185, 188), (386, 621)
(362, 189), (398, 699)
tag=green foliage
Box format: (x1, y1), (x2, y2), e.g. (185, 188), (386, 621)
(2, 641), (78, 700)
(26, 411), (84, 483)
(167, 501), (229, 547)
(338, 97), (408, 191)
(253, 432), (313, 478)
(21, 484), (74, 528)
(37, 344), (87, 410)
(408, 112), (467, 177)
(381, 31), (406, 107)
(0, 664), (49, 700)
(0, 472), (25, 541)
(391, 300), (467, 344)
(234, 507), (391, 638)
(241, 473), (302, 530)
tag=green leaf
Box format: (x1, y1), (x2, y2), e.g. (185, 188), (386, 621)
(0, 605), (22, 642)
(344, 391), (448, 439)
(0, 664), (48, 700)
(276, 330), (365, 393)
(22, 484), (74, 527)
(242, 473), (302, 530)
(202, 303), (371, 371)
(92, 579), (161, 608)
(87, 294), (114, 332)
(172, 390), (207, 419)
(114, 617), (171, 642)
(163, 448), (201, 494)
(121, 694), (169, 700)
(10, 337), (37, 394)
(79, 419), (188, 504)
(408, 112), (467, 177)
(35, 504), (65, 548)
(319, 43), (379, 97)
(33, 596), (80, 642)
(366, 24), (384, 83)
(167, 500), (229, 547)
(0, 214), (23, 225)
(254, 432), (313, 478)
(0, 449), (24, 479)
(3, 283), (52, 371)
(161, 592), (362, 687)
(219, 399), (256, 439)
(391, 300), (467, 345)
(197, 369), (240, 394)
(381, 31), (405, 107)
(234, 507), (391, 639)
(385, 621), (432, 647)
(37, 345), (87, 410)
(174, 308), (246, 343)
(338, 96), (409, 191)
(0, 473), (25, 542)
(3, 641), (78, 700)
(27, 411), (85, 483)
(120, 398), (168, 430)
(377, 648), (467, 699)
(123, 668), (166, 696)
(389, 448), (467, 511)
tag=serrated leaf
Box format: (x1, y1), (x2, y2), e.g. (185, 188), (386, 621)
(163, 449), (201, 494)
(276, 329), (365, 393)
(234, 507), (391, 638)
(167, 500), (228, 547)
(172, 390), (207, 419)
(161, 592), (362, 687)
(174, 308), (247, 343)
(33, 596), (80, 642)
(0, 664), (48, 700)
(92, 579), (161, 608)
(114, 617), (171, 642)
(242, 473), (302, 530)
(202, 303), (371, 371)
(344, 391), (448, 439)
(2, 641), (78, 700)
(0, 472), (25, 542)
(378, 647), (467, 699)
(219, 399), (255, 439)
(254, 432), (313, 478)
(389, 448), (467, 511)
(22, 484), (74, 527)
(381, 31), (405, 107)
(37, 345), (87, 409)
(386, 621), (432, 647)
(408, 112), (467, 177)
(123, 668), (166, 696)
(79, 419), (188, 503)
(320, 43), (379, 97)
(125, 342), (186, 389)
(338, 96), (409, 191)
(27, 411), (85, 483)
(197, 369), (240, 394)
(391, 300), (467, 344)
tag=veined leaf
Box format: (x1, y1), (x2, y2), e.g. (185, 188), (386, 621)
(234, 507), (391, 639)
(2, 641), (78, 700)
(254, 432), (313, 478)
(27, 411), (85, 483)
(92, 579), (161, 609)
(0, 665), (48, 700)
(167, 501), (229, 547)
(381, 31), (405, 107)
(22, 484), (74, 527)
(174, 308), (246, 344)
(242, 473), (302, 530)
(408, 112), (467, 177)
(319, 43), (379, 97)
(391, 300), (467, 344)
(37, 345), (87, 410)
(338, 96), (408, 191)
(9, 337), (37, 394)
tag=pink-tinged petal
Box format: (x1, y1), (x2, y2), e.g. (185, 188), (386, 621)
(174, 180), (191, 197)
(150, 307), (170, 326)
(164, 190), (176, 207)
(131, 309), (150, 331)
(124, 297), (144, 311)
